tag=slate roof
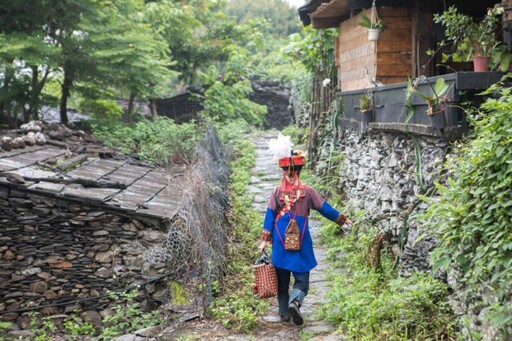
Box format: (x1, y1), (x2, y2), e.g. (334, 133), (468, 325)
(0, 142), (186, 220)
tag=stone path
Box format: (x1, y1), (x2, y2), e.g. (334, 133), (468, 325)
(158, 133), (344, 340)
(246, 133), (343, 341)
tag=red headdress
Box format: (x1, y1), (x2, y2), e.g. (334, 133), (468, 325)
(268, 134), (306, 203)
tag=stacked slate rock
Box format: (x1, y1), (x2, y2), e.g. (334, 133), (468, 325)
(0, 188), (164, 329)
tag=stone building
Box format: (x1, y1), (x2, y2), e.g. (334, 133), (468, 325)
(0, 125), (229, 333)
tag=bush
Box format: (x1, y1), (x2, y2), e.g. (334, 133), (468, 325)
(92, 116), (200, 166)
(318, 218), (458, 340)
(423, 75), (512, 336)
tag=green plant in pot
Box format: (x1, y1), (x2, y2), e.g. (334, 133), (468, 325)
(412, 77), (450, 129)
(359, 92), (374, 123)
(414, 77), (449, 116)
(434, 4), (508, 71)
(359, 93), (373, 112)
(358, 12), (387, 41)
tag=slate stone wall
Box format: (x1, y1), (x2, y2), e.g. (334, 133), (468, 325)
(0, 191), (163, 323)
(0, 127), (231, 333)
(320, 128), (504, 339)
(319, 129), (448, 274)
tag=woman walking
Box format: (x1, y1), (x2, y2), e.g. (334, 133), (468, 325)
(258, 134), (352, 326)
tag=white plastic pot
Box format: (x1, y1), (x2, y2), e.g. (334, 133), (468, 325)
(367, 28), (381, 41)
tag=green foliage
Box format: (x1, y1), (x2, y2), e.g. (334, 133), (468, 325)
(198, 65), (267, 126)
(422, 75), (512, 335)
(308, 150), (345, 199)
(226, 0), (302, 38)
(208, 292), (267, 331)
(282, 27), (338, 79)
(207, 137), (269, 332)
(434, 5), (505, 58)
(215, 118), (255, 145)
(78, 98), (123, 120)
(359, 93), (373, 112)
(281, 125), (309, 148)
(412, 77), (450, 113)
(317, 217), (458, 340)
(10, 312), (60, 341)
(101, 290), (163, 339)
(291, 71), (313, 110)
(358, 12), (387, 30)
(92, 116), (200, 166)
(306, 149), (458, 340)
(79, 0), (176, 100)
(63, 315), (95, 339)
(251, 46), (307, 84)
(0, 30), (60, 124)
(0, 321), (11, 336)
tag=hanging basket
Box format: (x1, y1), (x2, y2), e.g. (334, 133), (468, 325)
(367, 28), (381, 41)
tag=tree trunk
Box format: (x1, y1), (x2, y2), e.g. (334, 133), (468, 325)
(26, 65), (40, 122)
(126, 92), (135, 123)
(0, 60), (15, 127)
(60, 74), (73, 125)
(150, 99), (157, 120)
(308, 75), (319, 168)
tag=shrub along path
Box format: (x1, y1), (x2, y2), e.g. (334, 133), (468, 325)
(159, 133), (343, 340)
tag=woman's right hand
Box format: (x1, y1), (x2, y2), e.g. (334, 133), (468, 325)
(258, 241), (267, 253)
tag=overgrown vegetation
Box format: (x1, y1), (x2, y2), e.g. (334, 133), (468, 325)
(207, 137), (268, 331)
(0, 0), (303, 127)
(0, 290), (162, 340)
(92, 116), (200, 166)
(101, 290), (163, 339)
(314, 208), (458, 340)
(302, 150), (458, 341)
(422, 75), (512, 338)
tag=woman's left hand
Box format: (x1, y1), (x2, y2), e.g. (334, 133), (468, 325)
(258, 241), (267, 253)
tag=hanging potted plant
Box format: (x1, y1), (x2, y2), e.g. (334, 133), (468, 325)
(358, 3), (387, 41)
(434, 4), (506, 72)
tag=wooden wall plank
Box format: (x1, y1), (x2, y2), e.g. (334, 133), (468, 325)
(376, 52), (412, 65)
(340, 33), (371, 51)
(376, 64), (412, 77)
(340, 56), (375, 72)
(382, 16), (412, 29)
(377, 40), (412, 53)
(338, 7), (414, 92)
(379, 28), (411, 41)
(340, 43), (374, 63)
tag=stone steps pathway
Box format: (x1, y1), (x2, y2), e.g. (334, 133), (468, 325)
(159, 132), (344, 340)
(247, 133), (342, 341)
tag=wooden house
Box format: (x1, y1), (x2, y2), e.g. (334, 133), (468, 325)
(298, 0), (506, 137)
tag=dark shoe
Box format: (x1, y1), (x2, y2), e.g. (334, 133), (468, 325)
(288, 302), (304, 326)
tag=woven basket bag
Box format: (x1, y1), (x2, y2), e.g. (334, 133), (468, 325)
(252, 252), (278, 298)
